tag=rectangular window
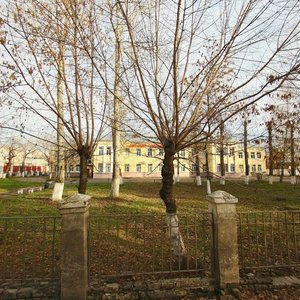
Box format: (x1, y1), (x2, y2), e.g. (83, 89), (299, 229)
(257, 152), (261, 158)
(106, 164), (111, 173)
(181, 164), (186, 172)
(224, 147), (228, 155)
(136, 149), (141, 156)
(258, 164), (262, 172)
(230, 164), (235, 172)
(136, 164), (141, 172)
(180, 150), (185, 157)
(192, 164), (197, 172)
(98, 147), (104, 155)
(148, 164), (153, 173)
(251, 152), (255, 158)
(147, 148), (153, 157)
(217, 164), (221, 172)
(106, 147), (111, 155)
(75, 165), (80, 172)
(225, 164), (228, 172)
(238, 152), (243, 158)
(98, 163), (103, 173)
(251, 165), (256, 172)
(159, 149), (164, 156)
(125, 164), (130, 172)
(230, 147), (235, 157)
(125, 148), (130, 157)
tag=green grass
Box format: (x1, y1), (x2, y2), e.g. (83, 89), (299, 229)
(0, 178), (299, 216)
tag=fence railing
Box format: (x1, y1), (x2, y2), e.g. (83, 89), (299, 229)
(238, 210), (300, 271)
(88, 213), (212, 279)
(1, 210), (300, 281)
(0, 216), (61, 279)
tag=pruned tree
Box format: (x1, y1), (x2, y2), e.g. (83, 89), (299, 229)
(1, 0), (108, 194)
(113, 0), (300, 258)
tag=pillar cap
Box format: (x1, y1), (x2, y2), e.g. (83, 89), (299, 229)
(207, 190), (238, 204)
(60, 193), (91, 209)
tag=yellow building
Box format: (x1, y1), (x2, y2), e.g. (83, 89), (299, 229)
(92, 139), (267, 179)
(209, 143), (267, 176)
(92, 140), (191, 179)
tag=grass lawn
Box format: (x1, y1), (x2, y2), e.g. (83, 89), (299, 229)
(0, 177), (299, 216)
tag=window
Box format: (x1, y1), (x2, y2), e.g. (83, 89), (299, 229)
(159, 149), (164, 156)
(106, 164), (111, 173)
(192, 164), (197, 172)
(148, 164), (153, 173)
(106, 147), (111, 155)
(98, 163), (103, 173)
(251, 165), (256, 172)
(125, 148), (130, 157)
(75, 165), (80, 172)
(125, 164), (130, 172)
(98, 147), (104, 155)
(238, 152), (243, 158)
(217, 164), (221, 172)
(224, 147), (228, 155)
(69, 166), (74, 172)
(147, 148), (153, 157)
(230, 164), (235, 172)
(230, 147), (235, 157)
(180, 150), (185, 157)
(225, 164), (228, 172)
(181, 164), (186, 172)
(257, 152), (261, 159)
(251, 152), (255, 158)
(136, 149), (141, 156)
(136, 164), (141, 172)
(258, 164), (262, 172)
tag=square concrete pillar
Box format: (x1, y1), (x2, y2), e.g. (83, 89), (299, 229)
(59, 193), (90, 300)
(207, 190), (239, 289)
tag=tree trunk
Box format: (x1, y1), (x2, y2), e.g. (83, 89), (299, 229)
(195, 153), (202, 186)
(220, 121), (226, 185)
(160, 140), (186, 260)
(111, 3), (122, 197)
(52, 38), (65, 202)
(290, 124), (296, 185)
(205, 141), (211, 194)
(244, 120), (249, 185)
(268, 121), (273, 184)
(78, 148), (89, 194)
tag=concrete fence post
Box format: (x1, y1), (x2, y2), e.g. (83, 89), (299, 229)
(207, 190), (240, 290)
(59, 193), (90, 300)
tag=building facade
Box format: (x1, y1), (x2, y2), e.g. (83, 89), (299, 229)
(92, 140), (267, 179)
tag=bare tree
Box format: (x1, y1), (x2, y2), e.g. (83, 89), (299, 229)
(1, 0), (108, 194)
(114, 0), (300, 257)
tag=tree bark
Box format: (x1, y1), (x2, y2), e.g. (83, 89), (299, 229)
(160, 139), (186, 259)
(195, 152), (202, 186)
(267, 121), (273, 184)
(78, 147), (90, 194)
(220, 121), (225, 185)
(244, 120), (249, 185)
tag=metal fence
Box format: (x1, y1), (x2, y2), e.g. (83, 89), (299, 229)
(0, 216), (61, 279)
(2, 210), (300, 281)
(238, 210), (300, 271)
(88, 213), (212, 279)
